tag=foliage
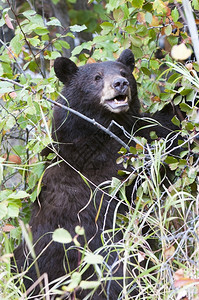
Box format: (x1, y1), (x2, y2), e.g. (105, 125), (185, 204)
(0, 0), (199, 299)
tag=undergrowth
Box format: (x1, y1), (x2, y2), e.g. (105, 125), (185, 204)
(0, 0), (199, 299)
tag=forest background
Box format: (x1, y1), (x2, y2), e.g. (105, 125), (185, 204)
(0, 0), (199, 299)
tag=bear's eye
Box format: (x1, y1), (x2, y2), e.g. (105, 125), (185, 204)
(120, 70), (127, 77)
(95, 74), (102, 81)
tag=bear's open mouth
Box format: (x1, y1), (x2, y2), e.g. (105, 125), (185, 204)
(106, 95), (128, 109)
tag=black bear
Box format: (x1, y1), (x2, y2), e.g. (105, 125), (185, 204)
(13, 49), (178, 299)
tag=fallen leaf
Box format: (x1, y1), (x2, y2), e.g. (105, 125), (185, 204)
(164, 245), (175, 260)
(174, 269), (199, 289)
(174, 278), (199, 288)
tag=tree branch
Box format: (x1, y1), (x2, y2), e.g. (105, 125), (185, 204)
(42, 94), (131, 151)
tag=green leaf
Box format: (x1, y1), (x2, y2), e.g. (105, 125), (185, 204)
(192, 146), (199, 154)
(131, 45), (143, 59)
(171, 7), (179, 22)
(75, 226), (85, 235)
(150, 60), (159, 70)
(70, 24), (87, 32)
(153, 0), (167, 14)
(79, 280), (100, 290)
(180, 88), (192, 96)
(113, 9), (124, 22)
(192, 0), (199, 10)
(46, 17), (61, 27)
(58, 40), (70, 50)
(165, 156), (178, 164)
(173, 95), (182, 105)
(100, 22), (114, 34)
(141, 67), (151, 76)
(185, 122), (194, 131)
(106, 0), (121, 11)
(23, 10), (44, 26)
(10, 34), (24, 55)
(34, 28), (49, 35)
(136, 25), (147, 36)
(7, 204), (19, 218)
(169, 163), (179, 170)
(171, 116), (180, 127)
(145, 12), (152, 24)
(0, 81), (13, 94)
(180, 103), (192, 112)
(22, 10), (37, 18)
(5, 116), (16, 130)
(150, 131), (158, 139)
(129, 146), (137, 155)
(132, 0), (144, 8)
(29, 37), (40, 47)
(130, 36), (142, 48)
(167, 73), (181, 84)
(8, 191), (29, 199)
(52, 228), (72, 244)
(165, 24), (172, 36)
(84, 253), (104, 265)
(0, 202), (7, 219)
(66, 272), (81, 291)
(121, 4), (129, 19)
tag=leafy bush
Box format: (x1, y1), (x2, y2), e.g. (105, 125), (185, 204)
(0, 0), (199, 298)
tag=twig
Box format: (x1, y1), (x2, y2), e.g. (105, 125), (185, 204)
(0, 77), (24, 88)
(6, 0), (45, 77)
(0, 76), (132, 150)
(42, 95), (131, 151)
(182, 0), (199, 63)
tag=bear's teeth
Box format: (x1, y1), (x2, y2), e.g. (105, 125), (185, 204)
(114, 97), (127, 104)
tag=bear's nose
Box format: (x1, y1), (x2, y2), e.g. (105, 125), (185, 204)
(112, 77), (129, 93)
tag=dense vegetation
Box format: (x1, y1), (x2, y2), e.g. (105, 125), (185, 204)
(0, 0), (199, 298)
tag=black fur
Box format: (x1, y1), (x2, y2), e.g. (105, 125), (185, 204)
(13, 50), (179, 299)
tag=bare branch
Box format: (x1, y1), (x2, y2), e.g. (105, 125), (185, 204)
(42, 95), (131, 151)
(0, 76), (132, 150)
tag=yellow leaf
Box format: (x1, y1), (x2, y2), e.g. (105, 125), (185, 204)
(153, 0), (167, 14)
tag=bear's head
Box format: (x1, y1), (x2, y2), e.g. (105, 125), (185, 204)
(54, 49), (140, 116)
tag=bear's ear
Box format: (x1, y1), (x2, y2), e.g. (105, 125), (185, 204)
(54, 57), (78, 83)
(117, 49), (135, 72)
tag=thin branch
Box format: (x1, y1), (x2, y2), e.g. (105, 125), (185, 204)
(0, 76), (132, 150)
(0, 77), (24, 88)
(42, 95), (131, 151)
(6, 0), (45, 77)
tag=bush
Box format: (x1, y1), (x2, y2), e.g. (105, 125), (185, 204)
(0, 0), (199, 298)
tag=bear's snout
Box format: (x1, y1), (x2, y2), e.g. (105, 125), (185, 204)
(112, 77), (129, 94)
